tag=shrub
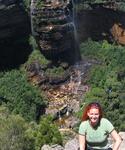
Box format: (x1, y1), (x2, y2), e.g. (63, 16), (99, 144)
(27, 115), (63, 150)
(0, 69), (46, 121)
(0, 106), (34, 150)
(79, 39), (125, 131)
(23, 0), (31, 11)
(45, 66), (65, 77)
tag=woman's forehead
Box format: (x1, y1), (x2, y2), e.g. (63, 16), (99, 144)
(88, 107), (99, 113)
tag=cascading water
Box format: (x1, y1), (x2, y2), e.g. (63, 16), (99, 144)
(30, 0), (36, 35)
(71, 0), (80, 62)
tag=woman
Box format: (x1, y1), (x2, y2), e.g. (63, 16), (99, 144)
(79, 102), (122, 150)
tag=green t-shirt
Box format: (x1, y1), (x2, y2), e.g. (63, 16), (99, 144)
(79, 118), (114, 149)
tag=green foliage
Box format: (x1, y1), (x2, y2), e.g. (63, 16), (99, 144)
(45, 66), (65, 77)
(88, 65), (107, 87)
(117, 2), (125, 11)
(26, 36), (50, 66)
(26, 115), (62, 150)
(0, 69), (46, 121)
(26, 49), (50, 66)
(29, 35), (39, 50)
(0, 106), (34, 150)
(36, 0), (44, 9)
(77, 0), (125, 12)
(23, 0), (31, 11)
(80, 39), (125, 131)
(80, 39), (102, 59)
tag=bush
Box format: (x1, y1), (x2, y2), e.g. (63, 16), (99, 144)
(23, 0), (31, 11)
(79, 39), (125, 131)
(0, 69), (46, 121)
(80, 39), (102, 59)
(27, 115), (63, 150)
(0, 106), (34, 150)
(45, 66), (65, 77)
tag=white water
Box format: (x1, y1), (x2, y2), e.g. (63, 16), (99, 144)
(71, 0), (80, 61)
(70, 69), (82, 94)
(30, 0), (38, 36)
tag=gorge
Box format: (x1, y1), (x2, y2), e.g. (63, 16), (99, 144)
(0, 0), (125, 149)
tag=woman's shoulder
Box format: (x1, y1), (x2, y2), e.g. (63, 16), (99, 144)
(100, 118), (113, 125)
(80, 120), (89, 126)
(100, 118), (114, 132)
(101, 118), (111, 122)
(79, 120), (89, 133)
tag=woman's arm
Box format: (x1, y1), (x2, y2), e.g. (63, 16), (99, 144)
(79, 134), (86, 150)
(110, 129), (122, 150)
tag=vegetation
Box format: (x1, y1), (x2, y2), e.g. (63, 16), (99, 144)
(0, 69), (46, 121)
(1, 0), (125, 148)
(23, 0), (31, 11)
(35, 0), (44, 9)
(76, 0), (125, 11)
(80, 39), (125, 131)
(26, 115), (63, 150)
(45, 66), (65, 77)
(0, 106), (34, 150)
(0, 106), (62, 150)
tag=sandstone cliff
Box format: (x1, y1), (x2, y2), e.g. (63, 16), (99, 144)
(31, 0), (81, 64)
(0, 0), (31, 69)
(0, 0), (30, 40)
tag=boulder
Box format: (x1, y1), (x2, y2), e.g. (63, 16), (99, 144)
(119, 132), (125, 150)
(65, 138), (79, 150)
(111, 23), (125, 45)
(41, 144), (64, 150)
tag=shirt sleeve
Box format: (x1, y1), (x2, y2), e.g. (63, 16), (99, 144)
(104, 118), (114, 133)
(79, 121), (87, 135)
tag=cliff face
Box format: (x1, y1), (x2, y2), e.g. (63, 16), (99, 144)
(0, 0), (31, 69)
(31, 0), (80, 64)
(77, 7), (125, 44)
(0, 0), (30, 40)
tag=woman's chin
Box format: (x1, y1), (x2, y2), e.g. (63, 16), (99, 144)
(91, 121), (98, 126)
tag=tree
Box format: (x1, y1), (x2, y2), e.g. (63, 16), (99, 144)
(0, 69), (46, 121)
(27, 115), (63, 150)
(0, 106), (34, 150)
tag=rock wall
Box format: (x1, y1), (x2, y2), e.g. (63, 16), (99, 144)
(77, 7), (125, 44)
(31, 0), (81, 64)
(0, 0), (31, 69)
(0, 0), (30, 40)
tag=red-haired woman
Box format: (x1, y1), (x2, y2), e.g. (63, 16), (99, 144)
(79, 102), (122, 150)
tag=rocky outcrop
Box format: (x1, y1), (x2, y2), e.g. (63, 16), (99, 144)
(0, 0), (30, 40)
(41, 144), (64, 150)
(31, 0), (80, 64)
(0, 0), (31, 69)
(41, 132), (125, 150)
(119, 132), (125, 150)
(111, 23), (125, 45)
(77, 7), (125, 43)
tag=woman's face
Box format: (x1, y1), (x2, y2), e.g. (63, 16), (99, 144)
(87, 108), (100, 126)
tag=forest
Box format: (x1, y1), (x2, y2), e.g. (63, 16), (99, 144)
(0, 0), (125, 149)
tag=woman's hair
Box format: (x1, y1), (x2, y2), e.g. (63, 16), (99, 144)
(82, 102), (103, 121)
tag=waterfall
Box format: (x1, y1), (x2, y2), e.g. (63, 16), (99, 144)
(30, 0), (38, 36)
(71, 0), (81, 62)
